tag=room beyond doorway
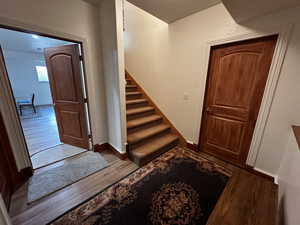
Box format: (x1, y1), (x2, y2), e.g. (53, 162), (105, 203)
(21, 105), (86, 169)
(0, 27), (91, 169)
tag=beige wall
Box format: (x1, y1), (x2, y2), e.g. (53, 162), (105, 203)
(0, 0), (108, 146)
(125, 2), (300, 175)
(278, 129), (300, 225)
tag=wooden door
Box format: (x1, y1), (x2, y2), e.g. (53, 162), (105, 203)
(44, 44), (89, 149)
(0, 46), (33, 208)
(0, 114), (14, 207)
(199, 35), (277, 166)
(0, 47), (18, 207)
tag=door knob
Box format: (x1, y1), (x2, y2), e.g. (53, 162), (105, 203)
(206, 107), (212, 112)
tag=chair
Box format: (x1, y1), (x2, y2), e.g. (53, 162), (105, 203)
(17, 94), (36, 116)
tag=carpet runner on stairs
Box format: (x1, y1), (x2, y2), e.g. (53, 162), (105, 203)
(126, 76), (179, 166)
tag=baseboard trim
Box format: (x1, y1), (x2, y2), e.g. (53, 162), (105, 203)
(245, 166), (275, 183)
(94, 143), (110, 153)
(185, 142), (276, 183)
(15, 166), (33, 191)
(94, 143), (128, 160)
(186, 142), (198, 151)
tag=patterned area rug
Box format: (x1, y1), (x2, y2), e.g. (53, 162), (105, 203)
(50, 147), (231, 225)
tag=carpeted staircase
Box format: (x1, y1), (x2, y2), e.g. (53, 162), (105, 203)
(126, 73), (179, 166)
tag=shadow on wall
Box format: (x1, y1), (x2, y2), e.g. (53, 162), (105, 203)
(278, 194), (286, 225)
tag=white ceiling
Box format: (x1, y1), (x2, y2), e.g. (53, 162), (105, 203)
(222, 0), (300, 23)
(127, 0), (221, 23)
(0, 28), (73, 54)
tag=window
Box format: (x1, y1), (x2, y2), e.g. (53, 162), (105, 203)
(36, 66), (49, 82)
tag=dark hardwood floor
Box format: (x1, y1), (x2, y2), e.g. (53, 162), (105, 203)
(10, 149), (138, 225)
(9, 148), (277, 225)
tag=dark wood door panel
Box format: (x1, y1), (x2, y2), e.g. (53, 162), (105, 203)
(199, 35), (278, 166)
(214, 53), (260, 109)
(208, 105), (249, 121)
(45, 45), (89, 149)
(205, 115), (246, 157)
(49, 54), (78, 102)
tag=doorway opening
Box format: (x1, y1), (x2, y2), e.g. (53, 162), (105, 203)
(0, 26), (110, 205)
(0, 27), (91, 169)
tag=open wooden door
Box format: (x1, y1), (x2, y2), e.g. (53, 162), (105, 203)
(0, 112), (19, 208)
(44, 44), (89, 149)
(199, 35), (277, 166)
(0, 46), (33, 208)
(0, 48), (19, 208)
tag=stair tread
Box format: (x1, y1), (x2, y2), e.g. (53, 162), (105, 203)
(128, 124), (170, 144)
(126, 84), (137, 88)
(127, 115), (162, 129)
(126, 99), (148, 105)
(130, 133), (178, 158)
(126, 91), (141, 96)
(126, 106), (154, 116)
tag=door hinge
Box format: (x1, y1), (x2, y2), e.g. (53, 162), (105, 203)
(84, 98), (88, 103)
(79, 55), (84, 61)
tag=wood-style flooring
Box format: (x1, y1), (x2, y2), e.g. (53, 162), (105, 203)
(20, 105), (61, 156)
(19, 105), (88, 168)
(9, 148), (277, 225)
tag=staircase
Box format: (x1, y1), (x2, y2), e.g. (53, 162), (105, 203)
(126, 73), (179, 166)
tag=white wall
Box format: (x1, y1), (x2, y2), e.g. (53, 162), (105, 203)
(0, 0), (108, 147)
(3, 50), (53, 106)
(100, 0), (126, 153)
(124, 2), (300, 175)
(278, 129), (300, 225)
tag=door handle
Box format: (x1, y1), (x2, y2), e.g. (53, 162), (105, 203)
(206, 107), (212, 112)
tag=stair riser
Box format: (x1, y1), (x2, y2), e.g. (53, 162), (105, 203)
(127, 119), (163, 134)
(126, 87), (138, 92)
(129, 140), (178, 167)
(126, 101), (148, 109)
(128, 128), (171, 149)
(126, 94), (142, 100)
(127, 110), (155, 120)
(126, 80), (132, 85)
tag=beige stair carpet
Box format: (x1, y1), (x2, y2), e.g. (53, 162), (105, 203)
(125, 74), (179, 166)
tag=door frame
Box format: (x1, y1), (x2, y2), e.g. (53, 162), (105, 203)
(0, 18), (94, 171)
(197, 24), (293, 167)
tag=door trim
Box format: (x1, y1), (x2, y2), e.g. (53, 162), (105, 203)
(197, 24), (293, 167)
(0, 46), (31, 170)
(0, 196), (12, 225)
(0, 17), (94, 171)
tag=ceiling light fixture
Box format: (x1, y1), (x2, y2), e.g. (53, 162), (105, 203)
(32, 34), (39, 39)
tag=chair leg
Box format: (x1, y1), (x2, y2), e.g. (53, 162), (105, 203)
(32, 104), (36, 114)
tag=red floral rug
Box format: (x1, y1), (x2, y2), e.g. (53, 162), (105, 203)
(50, 147), (231, 225)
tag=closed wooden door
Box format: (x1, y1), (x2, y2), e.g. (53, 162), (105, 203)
(199, 35), (277, 166)
(45, 44), (89, 149)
